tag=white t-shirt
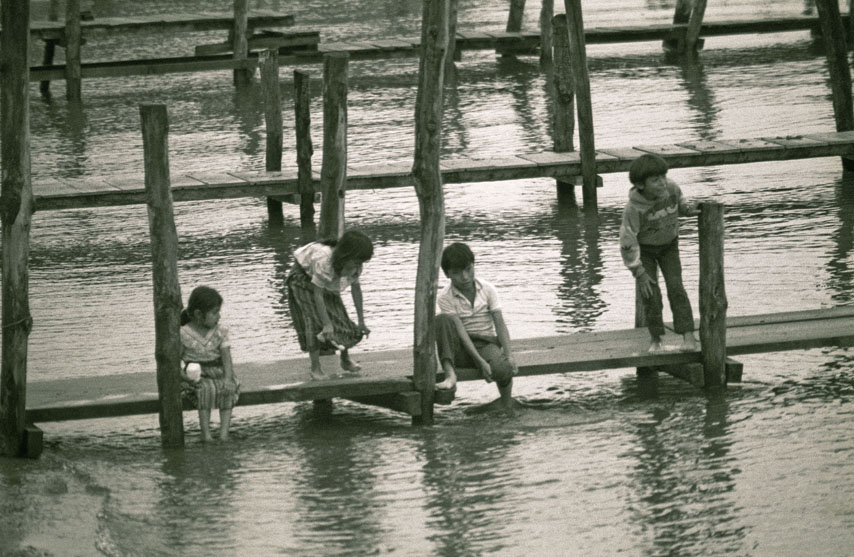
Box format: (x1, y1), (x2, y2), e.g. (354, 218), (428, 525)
(437, 278), (502, 337)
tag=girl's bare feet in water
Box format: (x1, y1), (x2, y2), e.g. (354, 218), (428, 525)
(680, 333), (698, 352)
(339, 351), (362, 375)
(310, 366), (329, 381)
(648, 339), (664, 353)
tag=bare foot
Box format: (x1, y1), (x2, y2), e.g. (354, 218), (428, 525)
(435, 375), (457, 390)
(340, 355), (362, 374)
(219, 433), (229, 442)
(202, 435), (214, 443)
(680, 333), (698, 352)
(310, 367), (329, 381)
(648, 340), (664, 353)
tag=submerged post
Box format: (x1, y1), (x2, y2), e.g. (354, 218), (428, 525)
(260, 49), (284, 225)
(0, 0), (35, 458)
(498, 0), (526, 56)
(445, 0), (460, 80)
(65, 0), (82, 102)
(232, 0), (253, 86)
(318, 53), (348, 241)
(698, 201), (727, 388)
(663, 0), (692, 52)
(140, 104), (185, 449)
(294, 70), (316, 241)
(412, 0), (449, 426)
(815, 0), (854, 170)
(39, 0), (60, 95)
(552, 14), (576, 202)
(684, 0), (708, 54)
(539, 0), (554, 65)
(564, 0), (598, 212)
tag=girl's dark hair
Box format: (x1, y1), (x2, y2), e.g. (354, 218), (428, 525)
(441, 242), (474, 274)
(180, 285), (223, 325)
(326, 229), (373, 276)
(628, 153), (668, 186)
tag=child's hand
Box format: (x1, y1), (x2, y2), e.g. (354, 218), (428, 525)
(357, 322), (371, 338)
(478, 358), (493, 383)
(507, 355), (519, 376)
(637, 273), (655, 299)
(685, 201), (701, 216)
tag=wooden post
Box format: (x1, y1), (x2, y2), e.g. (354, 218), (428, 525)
(140, 104), (185, 449)
(698, 201), (727, 388)
(412, 0), (448, 426)
(65, 0), (82, 102)
(0, 0), (35, 458)
(684, 0), (708, 54)
(260, 49), (284, 225)
(498, 0), (526, 56)
(552, 14), (575, 202)
(664, 0), (692, 52)
(39, 0), (60, 95)
(563, 0), (597, 212)
(318, 53), (348, 241)
(232, 0), (253, 86)
(445, 0), (460, 81)
(816, 0), (854, 170)
(294, 70), (316, 241)
(539, 0), (554, 65)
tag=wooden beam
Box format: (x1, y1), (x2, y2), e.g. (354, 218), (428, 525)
(260, 49), (284, 225)
(551, 14), (575, 202)
(685, 0), (708, 53)
(232, 0), (253, 85)
(698, 202), (727, 387)
(815, 0), (854, 170)
(65, 0), (82, 101)
(318, 53), (349, 241)
(345, 392), (422, 416)
(539, 0), (554, 65)
(294, 70), (316, 241)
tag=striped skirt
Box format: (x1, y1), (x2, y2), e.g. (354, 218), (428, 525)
(194, 361), (240, 410)
(286, 262), (363, 353)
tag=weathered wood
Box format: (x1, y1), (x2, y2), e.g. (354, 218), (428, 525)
(0, 0), (34, 458)
(232, 0), (253, 85)
(539, 0), (554, 65)
(552, 14), (575, 201)
(446, 0), (459, 76)
(663, 0), (692, 51)
(64, 0), (82, 101)
(294, 70), (316, 241)
(698, 201), (727, 387)
(685, 0), (708, 53)
(39, 1), (59, 95)
(23, 424), (43, 459)
(140, 104), (184, 448)
(725, 357), (743, 383)
(564, 0), (597, 211)
(194, 30), (319, 56)
(346, 392), (422, 416)
(318, 53), (348, 241)
(815, 0), (854, 170)
(260, 49), (284, 225)
(411, 0), (449, 425)
(497, 0), (526, 56)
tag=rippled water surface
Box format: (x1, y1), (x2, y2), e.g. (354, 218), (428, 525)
(2, 0), (854, 555)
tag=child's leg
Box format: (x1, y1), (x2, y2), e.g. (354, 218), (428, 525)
(339, 348), (361, 373)
(658, 240), (697, 351)
(309, 349), (327, 380)
(477, 341), (515, 412)
(640, 251), (665, 351)
(434, 314), (460, 390)
(219, 408), (232, 441)
(198, 408), (213, 441)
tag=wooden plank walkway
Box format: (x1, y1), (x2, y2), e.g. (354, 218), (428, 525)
(32, 131), (854, 211)
(25, 14), (837, 81)
(26, 307), (854, 423)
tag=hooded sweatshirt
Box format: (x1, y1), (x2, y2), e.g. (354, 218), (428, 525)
(619, 178), (691, 278)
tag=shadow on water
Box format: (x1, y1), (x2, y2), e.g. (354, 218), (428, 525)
(827, 172), (854, 304)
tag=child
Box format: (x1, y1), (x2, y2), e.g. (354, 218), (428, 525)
(286, 229), (373, 380)
(434, 242), (518, 413)
(180, 285), (239, 442)
(619, 153), (699, 353)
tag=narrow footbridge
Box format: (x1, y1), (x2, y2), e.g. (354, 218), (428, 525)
(26, 306), (854, 424)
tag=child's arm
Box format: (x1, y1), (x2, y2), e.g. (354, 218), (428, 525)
(673, 180), (699, 216)
(620, 206), (655, 298)
(221, 345), (236, 391)
(448, 315), (494, 382)
(491, 310), (518, 376)
(350, 280), (370, 336)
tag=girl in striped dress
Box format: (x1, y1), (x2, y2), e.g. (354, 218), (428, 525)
(180, 286), (239, 442)
(286, 229), (373, 380)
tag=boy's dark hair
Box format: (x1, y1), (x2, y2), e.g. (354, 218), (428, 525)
(329, 229), (374, 276)
(441, 242), (474, 275)
(181, 285), (223, 325)
(628, 153), (668, 187)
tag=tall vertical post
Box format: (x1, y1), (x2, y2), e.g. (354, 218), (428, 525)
(539, 0), (554, 65)
(664, 0), (692, 52)
(445, 0), (460, 81)
(232, 0), (253, 86)
(816, 0), (854, 170)
(498, 0), (526, 56)
(0, 0), (34, 458)
(698, 202), (727, 388)
(564, 0), (597, 212)
(294, 70), (316, 242)
(260, 49), (284, 225)
(684, 0), (708, 54)
(40, 0), (60, 95)
(318, 53), (348, 241)
(552, 14), (575, 202)
(140, 104), (185, 449)
(65, 0), (82, 102)
(412, 0), (448, 426)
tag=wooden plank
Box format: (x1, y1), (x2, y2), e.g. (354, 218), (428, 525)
(345, 392), (422, 416)
(634, 143), (703, 156)
(440, 156), (539, 183)
(762, 135), (826, 148)
(675, 140), (743, 154)
(804, 130), (854, 143)
(727, 316), (854, 355)
(32, 178), (83, 197)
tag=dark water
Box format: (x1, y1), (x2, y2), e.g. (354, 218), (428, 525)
(2, 0), (853, 555)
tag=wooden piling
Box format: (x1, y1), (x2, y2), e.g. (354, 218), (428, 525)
(0, 0), (35, 458)
(318, 53), (348, 241)
(684, 0), (708, 54)
(815, 0), (854, 171)
(140, 104), (184, 448)
(564, 0), (598, 212)
(445, 0), (460, 81)
(664, 0), (692, 52)
(294, 70), (316, 241)
(698, 201), (727, 388)
(39, 0), (60, 95)
(65, 0), (82, 102)
(539, 0), (554, 65)
(232, 0), (253, 86)
(498, 0), (526, 56)
(552, 14), (576, 202)
(412, 0), (449, 426)
(260, 49), (284, 225)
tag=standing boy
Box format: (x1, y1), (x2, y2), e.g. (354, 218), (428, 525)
(620, 153), (699, 353)
(434, 242), (518, 412)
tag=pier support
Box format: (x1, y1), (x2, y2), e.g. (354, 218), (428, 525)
(698, 201), (728, 387)
(65, 0), (82, 102)
(294, 70), (317, 242)
(260, 49), (284, 225)
(684, 0), (708, 54)
(318, 53), (349, 241)
(552, 14), (576, 203)
(445, 0), (460, 81)
(140, 104), (185, 448)
(663, 0), (692, 52)
(539, 0), (554, 65)
(1, 0), (35, 458)
(815, 0), (854, 170)
(412, 0), (449, 426)
(232, 0), (253, 86)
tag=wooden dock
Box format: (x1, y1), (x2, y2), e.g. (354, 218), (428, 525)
(32, 131), (854, 211)
(25, 14), (839, 82)
(25, 306), (854, 424)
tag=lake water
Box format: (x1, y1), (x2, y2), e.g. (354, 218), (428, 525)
(2, 0), (854, 555)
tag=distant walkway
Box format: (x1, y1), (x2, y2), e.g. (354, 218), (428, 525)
(33, 131), (854, 211)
